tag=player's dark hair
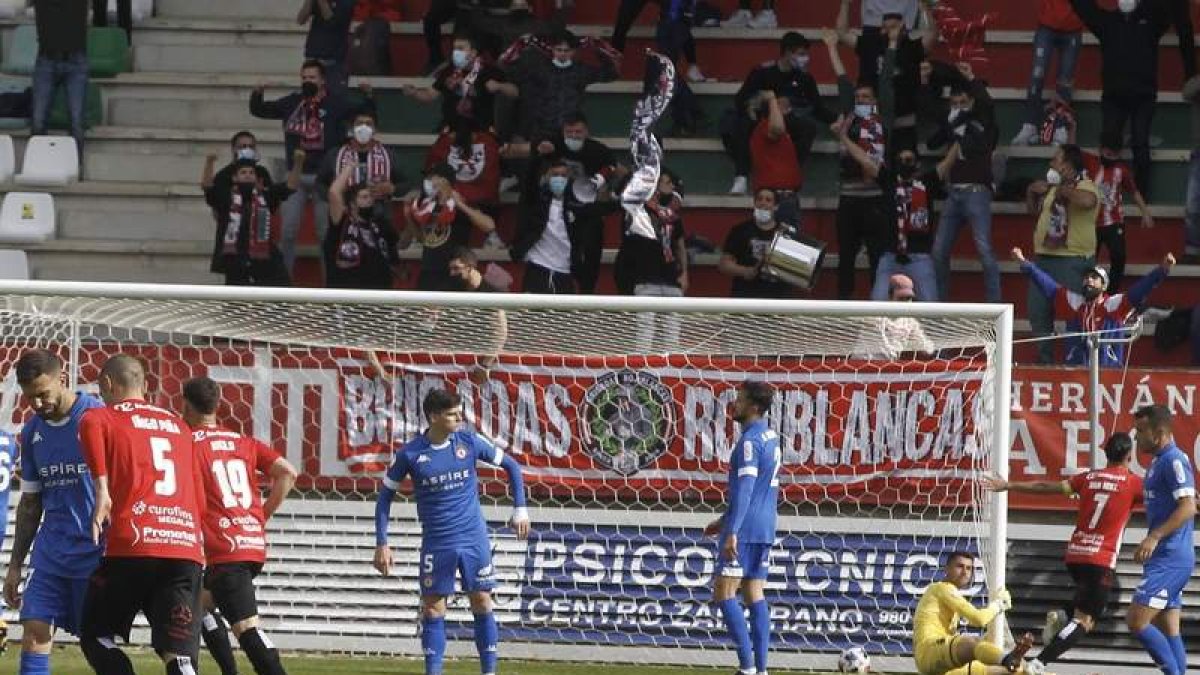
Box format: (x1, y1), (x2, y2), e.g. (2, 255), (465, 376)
(946, 550), (975, 565)
(449, 246), (478, 266)
(1103, 431), (1133, 463)
(15, 349), (62, 386)
(1134, 404), (1172, 432)
(182, 376), (221, 415)
(423, 389), (462, 418)
(780, 31), (808, 54)
(100, 354), (145, 390)
(741, 381), (775, 416)
(563, 110), (589, 127)
(230, 130), (256, 148)
(300, 59), (326, 77)
(1059, 144), (1087, 174)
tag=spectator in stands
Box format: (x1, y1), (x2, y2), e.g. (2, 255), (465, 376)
(725, 32), (835, 196)
(316, 110), (402, 224)
(615, 169), (688, 298)
(611, 0), (710, 83)
(1081, 130), (1153, 291)
(92, 0), (131, 44)
(200, 133), (274, 276)
(505, 112), (621, 187)
(1013, 247), (1174, 366)
(448, 246), (501, 292)
(298, 0), (356, 93)
(202, 151), (305, 287)
(1183, 74), (1200, 264)
(406, 33), (517, 132)
(31, 0), (89, 163)
(724, 0), (777, 29)
(422, 0), (468, 75)
(1025, 143), (1100, 363)
(473, 0), (564, 61)
(325, 160), (400, 289)
(510, 158), (612, 294)
(837, 114), (959, 301)
(748, 91), (802, 228)
(923, 63), (1001, 303)
(1012, 0), (1083, 146)
(400, 162), (496, 291)
(831, 90), (887, 300)
(655, 0), (707, 134)
(250, 60), (375, 274)
(500, 30), (620, 143)
(425, 121), (503, 211)
(718, 189), (793, 299)
(836, 0), (936, 157)
(1069, 0), (1172, 198)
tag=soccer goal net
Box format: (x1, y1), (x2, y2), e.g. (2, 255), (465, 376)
(0, 281), (1012, 669)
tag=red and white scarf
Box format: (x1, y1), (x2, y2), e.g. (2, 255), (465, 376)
(893, 177), (930, 255)
(643, 192), (683, 264)
(335, 142), (391, 188)
(443, 58), (483, 120)
(853, 114), (886, 166)
(285, 94), (325, 152)
(405, 195), (457, 247)
(224, 188), (272, 260)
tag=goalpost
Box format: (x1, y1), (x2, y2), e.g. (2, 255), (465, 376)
(0, 281), (1012, 670)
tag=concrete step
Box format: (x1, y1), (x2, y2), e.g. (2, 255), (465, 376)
(154, 0), (297, 21)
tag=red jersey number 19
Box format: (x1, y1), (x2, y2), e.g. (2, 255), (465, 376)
(212, 459), (253, 510)
(151, 437), (177, 496)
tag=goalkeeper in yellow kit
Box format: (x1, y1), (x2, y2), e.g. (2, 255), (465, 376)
(913, 551), (1038, 675)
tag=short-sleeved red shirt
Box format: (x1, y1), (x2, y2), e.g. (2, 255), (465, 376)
(194, 425), (282, 565)
(1065, 466), (1143, 568)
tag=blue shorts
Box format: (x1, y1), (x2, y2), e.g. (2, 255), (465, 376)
(420, 542), (496, 597)
(1133, 561), (1192, 610)
(714, 542), (772, 580)
(20, 568), (90, 636)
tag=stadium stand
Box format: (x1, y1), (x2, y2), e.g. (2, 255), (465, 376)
(0, 190), (53, 241)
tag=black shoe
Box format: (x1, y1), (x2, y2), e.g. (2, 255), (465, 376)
(1001, 632), (1035, 672)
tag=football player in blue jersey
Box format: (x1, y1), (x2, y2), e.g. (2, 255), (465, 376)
(704, 381), (781, 675)
(0, 427), (14, 649)
(374, 388), (530, 675)
(1127, 404), (1196, 675)
(2, 349), (105, 675)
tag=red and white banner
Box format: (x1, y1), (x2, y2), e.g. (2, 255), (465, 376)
(1, 347), (1196, 511)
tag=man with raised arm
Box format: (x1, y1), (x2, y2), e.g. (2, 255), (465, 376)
(374, 389), (530, 675)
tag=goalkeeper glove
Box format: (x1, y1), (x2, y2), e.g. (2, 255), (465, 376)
(993, 587), (1012, 611)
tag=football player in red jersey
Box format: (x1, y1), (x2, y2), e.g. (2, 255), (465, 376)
(182, 376), (297, 675)
(78, 355), (206, 675)
(983, 432), (1143, 674)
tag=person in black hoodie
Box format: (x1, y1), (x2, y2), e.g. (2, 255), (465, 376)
(510, 158), (614, 293)
(326, 160), (400, 289)
(1070, 0), (1172, 198)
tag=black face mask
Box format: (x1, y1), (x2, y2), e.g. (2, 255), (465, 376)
(301, 81), (319, 98)
(237, 183), (255, 196)
(658, 193), (674, 207)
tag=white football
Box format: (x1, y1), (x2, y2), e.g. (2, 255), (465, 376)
(837, 646), (871, 673)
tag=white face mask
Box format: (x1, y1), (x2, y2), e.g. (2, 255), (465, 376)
(353, 124), (374, 144)
(792, 54), (809, 70)
(753, 208), (774, 227)
(1045, 168), (1062, 186)
(236, 147), (258, 162)
(854, 103), (875, 119)
(553, 57), (573, 69)
(423, 179), (435, 196)
(452, 49), (470, 69)
(563, 137), (584, 152)
(1118, 0), (1137, 13)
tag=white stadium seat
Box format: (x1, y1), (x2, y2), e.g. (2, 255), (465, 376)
(0, 134), (14, 182)
(0, 249), (30, 279)
(0, 0), (23, 19)
(0, 192), (55, 242)
(15, 136), (79, 186)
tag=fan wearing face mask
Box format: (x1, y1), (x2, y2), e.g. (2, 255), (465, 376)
(1068, 0), (1182, 200)
(317, 111), (404, 227)
(201, 132), (276, 276)
(404, 33), (518, 133)
(202, 150), (306, 287)
(718, 189), (794, 299)
(503, 111), (621, 192)
(831, 86), (888, 301)
(326, 159), (401, 290)
(1080, 131), (1154, 292)
(401, 163), (497, 291)
(1014, 246), (1174, 366)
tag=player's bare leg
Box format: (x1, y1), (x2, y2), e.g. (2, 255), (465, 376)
(421, 595), (449, 675)
(228, 615), (286, 675)
(740, 579), (769, 675)
(713, 575), (753, 675)
(468, 591), (499, 675)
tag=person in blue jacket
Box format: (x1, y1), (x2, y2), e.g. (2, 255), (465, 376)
(1012, 246), (1174, 366)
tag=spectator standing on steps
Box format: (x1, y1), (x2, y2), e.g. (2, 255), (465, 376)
(1012, 0), (1084, 146)
(718, 189), (793, 300)
(316, 110), (403, 225)
(1081, 130), (1153, 291)
(831, 92), (888, 301)
(401, 163), (496, 291)
(298, 0), (357, 94)
(405, 34), (517, 133)
(1024, 143), (1100, 364)
(32, 0), (89, 165)
(1069, 0), (1172, 199)
(250, 60), (376, 275)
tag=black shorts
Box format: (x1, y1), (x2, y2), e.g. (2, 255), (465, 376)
(82, 557), (203, 658)
(204, 562), (263, 625)
(1067, 562), (1116, 619)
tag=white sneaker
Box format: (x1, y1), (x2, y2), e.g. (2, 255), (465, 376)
(1041, 609), (1067, 646)
(1051, 126), (1068, 146)
(723, 8), (753, 27)
(1024, 657), (1048, 675)
(687, 64), (710, 83)
(748, 9), (778, 28)
(1011, 123), (1039, 146)
(729, 175), (748, 195)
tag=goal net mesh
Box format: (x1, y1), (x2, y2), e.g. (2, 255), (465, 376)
(0, 287), (1007, 668)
